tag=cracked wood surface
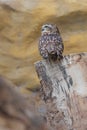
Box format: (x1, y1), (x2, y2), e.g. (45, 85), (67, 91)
(35, 52), (87, 130)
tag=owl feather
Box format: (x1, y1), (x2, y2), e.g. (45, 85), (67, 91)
(39, 24), (64, 61)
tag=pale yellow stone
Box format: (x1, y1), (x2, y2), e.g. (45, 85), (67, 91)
(0, 0), (86, 89)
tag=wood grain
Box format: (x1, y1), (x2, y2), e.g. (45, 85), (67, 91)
(35, 52), (87, 130)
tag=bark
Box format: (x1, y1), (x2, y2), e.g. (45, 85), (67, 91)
(35, 52), (87, 130)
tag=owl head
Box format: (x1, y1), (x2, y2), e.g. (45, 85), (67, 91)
(41, 24), (59, 35)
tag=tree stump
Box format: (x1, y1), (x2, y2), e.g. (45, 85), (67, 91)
(35, 52), (87, 130)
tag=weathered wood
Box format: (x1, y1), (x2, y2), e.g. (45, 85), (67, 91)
(0, 76), (49, 130)
(35, 52), (87, 130)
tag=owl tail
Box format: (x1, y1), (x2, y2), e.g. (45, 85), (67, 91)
(49, 53), (58, 61)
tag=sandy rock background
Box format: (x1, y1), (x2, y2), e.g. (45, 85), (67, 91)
(0, 0), (87, 90)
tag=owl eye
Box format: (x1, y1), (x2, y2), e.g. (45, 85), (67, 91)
(42, 28), (45, 31)
(45, 26), (48, 28)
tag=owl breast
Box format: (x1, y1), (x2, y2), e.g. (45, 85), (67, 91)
(39, 34), (64, 60)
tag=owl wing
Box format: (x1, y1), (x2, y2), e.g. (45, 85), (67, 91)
(39, 37), (48, 59)
(56, 34), (64, 56)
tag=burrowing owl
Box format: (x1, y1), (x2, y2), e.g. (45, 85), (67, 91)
(39, 24), (64, 61)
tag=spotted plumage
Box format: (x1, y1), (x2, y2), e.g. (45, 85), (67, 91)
(39, 24), (64, 61)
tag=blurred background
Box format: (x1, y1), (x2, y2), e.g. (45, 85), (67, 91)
(0, 0), (87, 91)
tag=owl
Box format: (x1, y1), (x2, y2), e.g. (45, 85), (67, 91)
(39, 24), (64, 61)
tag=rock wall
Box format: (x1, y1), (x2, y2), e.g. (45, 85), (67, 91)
(0, 0), (87, 89)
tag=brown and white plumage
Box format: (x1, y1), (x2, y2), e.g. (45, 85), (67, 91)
(39, 24), (64, 61)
